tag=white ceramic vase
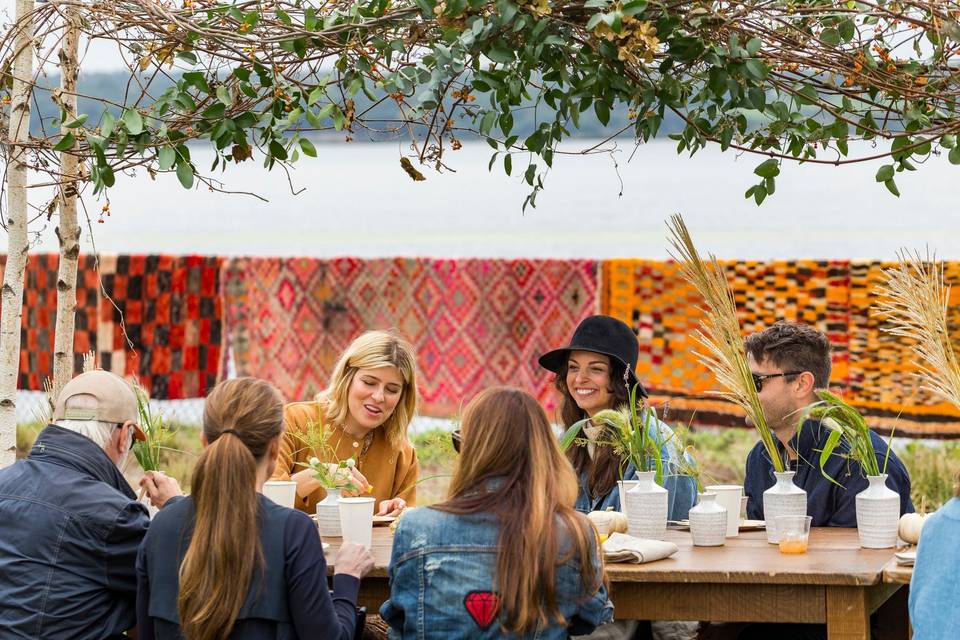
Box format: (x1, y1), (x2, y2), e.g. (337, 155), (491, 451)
(625, 471), (668, 540)
(856, 474), (900, 549)
(763, 471), (807, 544)
(315, 488), (342, 537)
(689, 492), (727, 547)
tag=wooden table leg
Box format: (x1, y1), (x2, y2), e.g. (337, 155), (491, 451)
(873, 585), (909, 640)
(826, 586), (871, 640)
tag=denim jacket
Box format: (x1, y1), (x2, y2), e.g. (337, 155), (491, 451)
(909, 498), (960, 640)
(573, 412), (698, 521)
(380, 505), (613, 639)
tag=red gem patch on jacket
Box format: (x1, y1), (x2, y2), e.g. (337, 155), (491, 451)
(463, 591), (500, 630)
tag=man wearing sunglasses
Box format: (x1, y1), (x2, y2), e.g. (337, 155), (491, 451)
(742, 321), (913, 529)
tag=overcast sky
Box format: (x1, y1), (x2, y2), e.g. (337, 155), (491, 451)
(1, 0), (125, 72)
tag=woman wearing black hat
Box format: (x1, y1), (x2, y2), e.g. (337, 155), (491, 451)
(539, 315), (697, 519)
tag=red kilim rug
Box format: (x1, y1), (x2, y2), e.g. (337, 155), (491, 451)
(0, 254), (99, 391)
(98, 255), (223, 399)
(222, 257), (600, 415)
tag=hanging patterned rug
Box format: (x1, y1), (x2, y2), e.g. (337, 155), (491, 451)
(0, 254), (100, 392)
(98, 254), (223, 399)
(222, 257), (599, 415)
(603, 258), (960, 436)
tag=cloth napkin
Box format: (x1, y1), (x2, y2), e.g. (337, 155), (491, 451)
(602, 532), (679, 564)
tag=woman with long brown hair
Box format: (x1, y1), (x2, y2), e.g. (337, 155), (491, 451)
(380, 386), (612, 638)
(539, 315), (697, 519)
(136, 377), (374, 640)
(271, 330), (420, 517)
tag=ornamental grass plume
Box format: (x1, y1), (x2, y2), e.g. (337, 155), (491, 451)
(874, 250), (960, 410)
(666, 214), (784, 473)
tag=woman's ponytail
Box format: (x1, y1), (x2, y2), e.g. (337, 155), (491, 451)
(177, 378), (284, 640)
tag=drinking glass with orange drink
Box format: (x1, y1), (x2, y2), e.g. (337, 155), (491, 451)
(777, 515), (812, 554)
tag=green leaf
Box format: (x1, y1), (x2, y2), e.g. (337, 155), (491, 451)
(820, 28), (841, 46)
(202, 103), (226, 119)
(875, 164), (895, 182)
(884, 178), (900, 197)
(838, 19), (855, 43)
(818, 427), (845, 486)
(504, 153), (512, 175)
(744, 59), (768, 80)
(949, 146), (960, 165)
(158, 146), (176, 171)
(748, 87), (765, 112)
(270, 140), (288, 160)
(216, 86), (232, 106)
(176, 161), (194, 189)
(308, 86), (326, 106)
(487, 43), (515, 64)
(100, 164), (116, 188)
(752, 184), (767, 205)
(64, 114), (88, 128)
(122, 109), (144, 135)
(299, 138), (317, 157)
(594, 100), (610, 126)
(101, 111), (116, 139)
(176, 51), (198, 65)
(745, 38), (761, 56)
(479, 111), (497, 137)
(53, 132), (75, 151)
(754, 158), (780, 178)
(559, 418), (589, 452)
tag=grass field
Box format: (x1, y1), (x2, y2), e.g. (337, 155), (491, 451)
(17, 423), (960, 509)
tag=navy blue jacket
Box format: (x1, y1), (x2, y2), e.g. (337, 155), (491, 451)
(137, 493), (360, 640)
(745, 419), (914, 527)
(0, 425), (150, 639)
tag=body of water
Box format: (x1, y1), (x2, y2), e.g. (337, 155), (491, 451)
(20, 139), (960, 259)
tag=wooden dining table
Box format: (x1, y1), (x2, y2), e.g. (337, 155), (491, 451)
(325, 526), (907, 640)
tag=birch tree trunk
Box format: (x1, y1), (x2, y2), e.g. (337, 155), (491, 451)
(51, 7), (81, 406)
(0, 0), (35, 467)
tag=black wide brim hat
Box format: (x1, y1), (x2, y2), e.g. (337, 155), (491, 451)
(538, 315), (647, 397)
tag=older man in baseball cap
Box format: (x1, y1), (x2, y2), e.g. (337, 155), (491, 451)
(0, 369), (180, 639)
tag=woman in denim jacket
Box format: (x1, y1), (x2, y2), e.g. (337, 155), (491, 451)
(538, 315), (697, 519)
(380, 387), (613, 639)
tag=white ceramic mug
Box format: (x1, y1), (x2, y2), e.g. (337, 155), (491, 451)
(262, 480), (297, 508)
(338, 496), (375, 550)
(705, 484), (743, 537)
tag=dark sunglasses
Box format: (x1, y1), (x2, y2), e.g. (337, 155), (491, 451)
(451, 429), (462, 454)
(751, 371), (804, 393)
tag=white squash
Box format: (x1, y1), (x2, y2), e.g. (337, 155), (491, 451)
(898, 511), (928, 545)
(587, 508), (629, 535)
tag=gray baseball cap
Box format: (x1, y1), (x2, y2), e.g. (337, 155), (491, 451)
(52, 370), (145, 441)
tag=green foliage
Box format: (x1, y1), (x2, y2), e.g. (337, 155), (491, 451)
(131, 387), (174, 472)
(802, 390), (893, 483)
(8, 0), (960, 206)
(291, 419), (362, 492)
(560, 383), (667, 482)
